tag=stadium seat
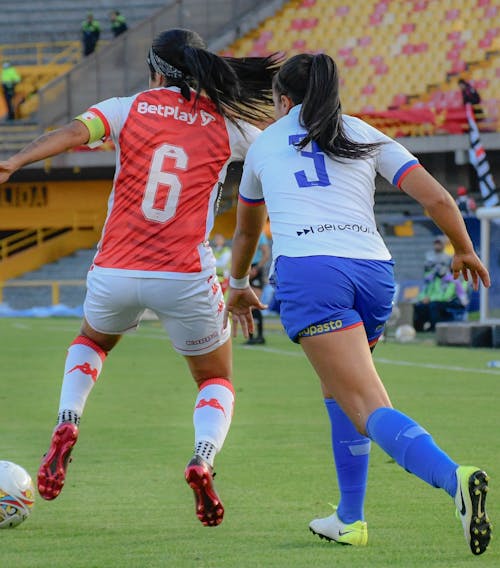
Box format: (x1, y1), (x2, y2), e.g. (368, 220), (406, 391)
(219, 0), (500, 133)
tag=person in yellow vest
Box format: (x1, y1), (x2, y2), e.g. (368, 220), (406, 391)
(109, 10), (128, 38)
(413, 262), (469, 331)
(81, 13), (101, 56)
(1, 62), (21, 120)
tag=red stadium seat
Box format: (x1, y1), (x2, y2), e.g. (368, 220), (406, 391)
(401, 23), (416, 34)
(445, 9), (460, 21)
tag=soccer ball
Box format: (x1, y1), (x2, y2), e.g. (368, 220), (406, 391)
(0, 461), (35, 528)
(394, 324), (416, 343)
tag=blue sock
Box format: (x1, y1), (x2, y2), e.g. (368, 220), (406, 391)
(325, 398), (371, 523)
(366, 407), (458, 497)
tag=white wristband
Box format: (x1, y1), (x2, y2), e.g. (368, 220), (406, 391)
(229, 275), (250, 289)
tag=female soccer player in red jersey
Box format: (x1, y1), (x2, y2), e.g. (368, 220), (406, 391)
(0, 28), (280, 527)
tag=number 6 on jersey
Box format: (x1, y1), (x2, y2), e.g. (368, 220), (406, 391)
(142, 143), (188, 223)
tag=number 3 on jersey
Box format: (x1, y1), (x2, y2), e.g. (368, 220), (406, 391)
(288, 135), (330, 188)
(142, 144), (188, 222)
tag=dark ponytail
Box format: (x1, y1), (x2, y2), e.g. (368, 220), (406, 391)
(150, 28), (282, 124)
(274, 53), (383, 160)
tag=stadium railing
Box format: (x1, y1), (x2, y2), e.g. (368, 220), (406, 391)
(0, 279), (85, 307)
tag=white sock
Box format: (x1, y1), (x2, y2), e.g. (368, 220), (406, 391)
(193, 378), (235, 466)
(58, 336), (106, 419)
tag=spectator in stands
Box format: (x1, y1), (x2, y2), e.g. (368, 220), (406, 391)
(455, 186), (477, 216)
(1, 62), (21, 121)
(225, 52), (491, 555)
(458, 78), (483, 121)
(246, 232), (270, 345)
(424, 235), (453, 278)
(81, 12), (101, 56)
(212, 233), (231, 294)
(458, 78), (481, 106)
(413, 262), (469, 331)
(0, 27), (280, 528)
(109, 10), (128, 38)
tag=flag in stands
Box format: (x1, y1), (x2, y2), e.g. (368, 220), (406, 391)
(465, 103), (498, 207)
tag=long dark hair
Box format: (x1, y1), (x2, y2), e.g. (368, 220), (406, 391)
(148, 28), (282, 124)
(273, 53), (383, 160)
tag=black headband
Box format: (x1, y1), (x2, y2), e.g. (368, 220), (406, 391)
(147, 48), (184, 80)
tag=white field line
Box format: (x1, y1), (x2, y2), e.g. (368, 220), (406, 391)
(7, 321), (500, 375)
(239, 345), (500, 376)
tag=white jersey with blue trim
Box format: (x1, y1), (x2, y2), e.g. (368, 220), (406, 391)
(239, 105), (421, 261)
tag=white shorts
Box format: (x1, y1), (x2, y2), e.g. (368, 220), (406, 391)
(84, 270), (230, 356)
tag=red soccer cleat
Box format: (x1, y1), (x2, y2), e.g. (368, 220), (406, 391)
(185, 456), (224, 527)
(37, 422), (79, 500)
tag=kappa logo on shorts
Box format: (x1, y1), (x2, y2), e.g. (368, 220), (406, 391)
(186, 331), (218, 346)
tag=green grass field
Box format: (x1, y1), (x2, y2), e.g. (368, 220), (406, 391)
(2, 317), (499, 567)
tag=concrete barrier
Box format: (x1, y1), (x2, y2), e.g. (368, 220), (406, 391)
(435, 322), (493, 347)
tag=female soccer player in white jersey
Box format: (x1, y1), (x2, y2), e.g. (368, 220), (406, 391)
(225, 53), (491, 554)
(0, 28), (281, 527)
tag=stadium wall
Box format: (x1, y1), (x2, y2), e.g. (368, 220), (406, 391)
(0, 179), (109, 230)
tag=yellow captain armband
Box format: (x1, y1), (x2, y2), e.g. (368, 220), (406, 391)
(75, 110), (107, 146)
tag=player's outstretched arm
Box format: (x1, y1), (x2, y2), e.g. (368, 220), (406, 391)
(400, 166), (490, 290)
(0, 120), (90, 184)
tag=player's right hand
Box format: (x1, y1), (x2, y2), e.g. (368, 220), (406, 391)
(224, 287), (267, 338)
(0, 160), (15, 184)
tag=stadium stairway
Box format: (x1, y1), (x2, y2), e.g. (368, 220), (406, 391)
(0, 123), (40, 154)
(1, 248), (94, 309)
(385, 233), (435, 282)
(0, 1), (172, 44)
(0, 225), (101, 282)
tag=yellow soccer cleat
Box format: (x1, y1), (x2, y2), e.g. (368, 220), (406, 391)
(454, 466), (491, 555)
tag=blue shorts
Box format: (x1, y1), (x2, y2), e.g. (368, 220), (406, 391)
(273, 255), (395, 344)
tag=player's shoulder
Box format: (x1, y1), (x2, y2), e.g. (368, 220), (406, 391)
(342, 113), (375, 134)
(248, 117), (282, 150)
(343, 113), (389, 143)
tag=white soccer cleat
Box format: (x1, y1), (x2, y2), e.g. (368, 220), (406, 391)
(309, 507), (368, 546)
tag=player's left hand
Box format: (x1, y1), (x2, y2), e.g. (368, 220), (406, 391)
(224, 287), (267, 338)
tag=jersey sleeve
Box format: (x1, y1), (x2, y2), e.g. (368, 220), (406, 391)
(74, 95), (134, 148)
(224, 118), (262, 161)
(238, 142), (265, 206)
(369, 124), (421, 188)
(346, 117), (422, 188)
(376, 138), (421, 189)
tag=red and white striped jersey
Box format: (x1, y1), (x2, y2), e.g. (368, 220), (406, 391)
(78, 86), (260, 278)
